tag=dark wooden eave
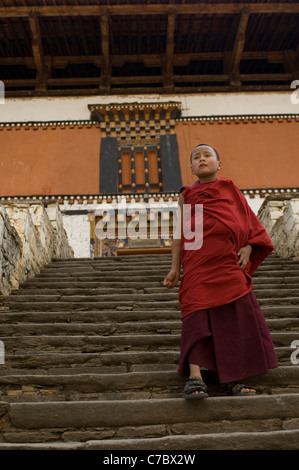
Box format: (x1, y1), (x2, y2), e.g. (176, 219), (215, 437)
(0, 0), (299, 97)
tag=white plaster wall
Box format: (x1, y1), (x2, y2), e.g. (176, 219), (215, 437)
(62, 212), (90, 258)
(244, 195), (264, 214)
(0, 91), (297, 123)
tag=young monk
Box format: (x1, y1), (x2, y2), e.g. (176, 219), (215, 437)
(163, 144), (278, 398)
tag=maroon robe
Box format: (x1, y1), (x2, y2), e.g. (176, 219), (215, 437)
(177, 177), (278, 382)
(179, 178), (274, 318)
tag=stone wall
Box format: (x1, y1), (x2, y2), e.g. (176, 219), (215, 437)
(0, 201), (73, 295)
(0, 205), (22, 295)
(258, 195), (299, 261)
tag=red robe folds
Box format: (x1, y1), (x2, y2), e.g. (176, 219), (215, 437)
(179, 178), (274, 318)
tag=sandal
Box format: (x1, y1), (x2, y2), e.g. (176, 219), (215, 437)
(225, 382), (256, 396)
(183, 377), (209, 399)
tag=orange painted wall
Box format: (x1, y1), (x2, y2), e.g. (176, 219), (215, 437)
(176, 118), (299, 189)
(0, 118), (298, 197)
(0, 125), (100, 196)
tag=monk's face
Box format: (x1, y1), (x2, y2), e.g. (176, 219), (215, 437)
(190, 145), (222, 182)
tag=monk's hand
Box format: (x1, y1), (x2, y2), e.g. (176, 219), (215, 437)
(163, 269), (180, 288)
(237, 244), (252, 270)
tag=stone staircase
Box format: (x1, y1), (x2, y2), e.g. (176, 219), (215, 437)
(0, 253), (299, 450)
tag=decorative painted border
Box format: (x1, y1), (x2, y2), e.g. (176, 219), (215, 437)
(0, 113), (299, 129)
(1, 187), (298, 205)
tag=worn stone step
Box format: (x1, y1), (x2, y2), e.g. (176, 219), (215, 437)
(40, 263), (173, 272)
(1, 331), (297, 354)
(3, 291), (299, 304)
(1, 297), (298, 313)
(0, 305), (298, 325)
(260, 305), (299, 318)
(0, 350), (179, 371)
(0, 429), (298, 450)
(1, 316), (299, 337)
(35, 268), (171, 278)
(17, 276), (299, 291)
(8, 286), (299, 299)
(1, 333), (182, 353)
(0, 367), (298, 404)
(0, 320), (182, 336)
(43, 257), (299, 265)
(0, 309), (182, 324)
(29, 267), (299, 280)
(10, 287), (145, 296)
(0, 345), (293, 377)
(81, 429), (299, 450)
(19, 274), (169, 283)
(143, 287), (299, 297)
(49, 255), (172, 264)
(253, 269), (299, 277)
(0, 300), (181, 312)
(12, 285), (161, 294)
(1, 392), (299, 434)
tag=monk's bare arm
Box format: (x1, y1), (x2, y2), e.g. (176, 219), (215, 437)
(163, 193), (184, 288)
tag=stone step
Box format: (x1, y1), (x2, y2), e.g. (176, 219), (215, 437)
(40, 262), (173, 272)
(1, 297), (298, 313)
(1, 316), (299, 337)
(0, 320), (183, 336)
(0, 350), (179, 372)
(1, 305), (298, 324)
(0, 345), (293, 377)
(0, 393), (299, 448)
(25, 267), (299, 279)
(1, 331), (298, 354)
(145, 287), (299, 298)
(0, 309), (182, 324)
(16, 276), (299, 290)
(40, 254), (297, 264)
(0, 368), (298, 404)
(9, 286), (299, 298)
(0, 429), (298, 450)
(36, 265), (299, 279)
(0, 300), (181, 311)
(3, 290), (299, 304)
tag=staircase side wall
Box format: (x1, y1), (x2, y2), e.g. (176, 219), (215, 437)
(258, 196), (299, 260)
(0, 202), (73, 295)
(0, 205), (22, 295)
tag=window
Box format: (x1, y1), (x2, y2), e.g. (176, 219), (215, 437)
(118, 144), (163, 193)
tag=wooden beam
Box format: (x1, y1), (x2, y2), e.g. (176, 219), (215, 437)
(100, 12), (111, 92)
(283, 50), (296, 77)
(293, 44), (299, 74)
(4, 70), (292, 89)
(4, 82), (292, 98)
(173, 74), (229, 83)
(0, 51), (286, 68)
(28, 11), (47, 91)
(240, 73), (293, 81)
(229, 7), (250, 86)
(163, 10), (176, 91)
(1, 3), (299, 18)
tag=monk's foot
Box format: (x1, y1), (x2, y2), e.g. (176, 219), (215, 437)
(183, 377), (209, 399)
(225, 382), (256, 396)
